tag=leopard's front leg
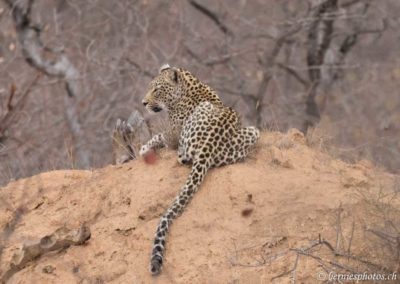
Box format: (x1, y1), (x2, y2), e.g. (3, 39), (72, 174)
(139, 133), (166, 156)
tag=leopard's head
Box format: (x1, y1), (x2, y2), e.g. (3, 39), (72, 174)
(142, 64), (183, 113)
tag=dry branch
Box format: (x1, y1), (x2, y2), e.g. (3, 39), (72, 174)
(0, 75), (40, 143)
(188, 0), (232, 36)
(4, 0), (80, 97)
(303, 0), (338, 132)
(254, 24), (303, 127)
(276, 62), (308, 87)
(125, 58), (155, 78)
(6, 83), (15, 111)
(235, 203), (398, 283)
(4, 0), (90, 167)
(329, 3), (385, 83)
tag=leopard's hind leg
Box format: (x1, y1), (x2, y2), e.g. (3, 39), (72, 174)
(214, 126), (260, 167)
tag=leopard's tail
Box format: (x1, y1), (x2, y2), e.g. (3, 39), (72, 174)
(149, 159), (209, 275)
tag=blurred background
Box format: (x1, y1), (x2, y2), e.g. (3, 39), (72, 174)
(0, 0), (399, 185)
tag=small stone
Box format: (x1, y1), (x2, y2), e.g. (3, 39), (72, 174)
(42, 265), (55, 274)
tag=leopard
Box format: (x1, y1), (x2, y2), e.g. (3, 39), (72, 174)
(122, 64), (260, 275)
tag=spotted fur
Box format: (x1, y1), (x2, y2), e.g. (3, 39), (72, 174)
(140, 65), (260, 275)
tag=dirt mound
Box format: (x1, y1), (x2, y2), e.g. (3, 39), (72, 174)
(1, 130), (399, 283)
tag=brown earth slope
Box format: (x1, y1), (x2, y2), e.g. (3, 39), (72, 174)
(0, 130), (399, 283)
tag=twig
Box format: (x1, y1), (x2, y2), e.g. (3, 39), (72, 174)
(188, 0), (232, 36)
(6, 83), (16, 111)
(271, 253), (300, 282)
(294, 248), (359, 274)
(319, 236), (392, 273)
(0, 74), (41, 141)
(290, 253), (300, 284)
(124, 58), (155, 78)
(340, 0), (362, 8)
(365, 228), (398, 245)
(335, 203), (343, 251)
(347, 219), (355, 256)
(276, 62), (308, 87)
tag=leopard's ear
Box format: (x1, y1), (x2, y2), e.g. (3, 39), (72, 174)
(159, 64), (171, 73)
(159, 64), (178, 83)
(170, 67), (178, 83)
